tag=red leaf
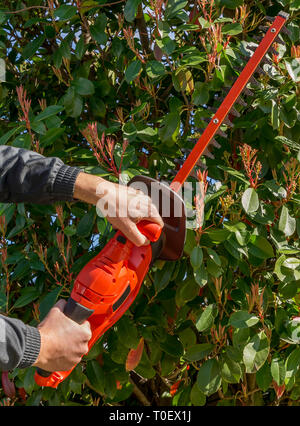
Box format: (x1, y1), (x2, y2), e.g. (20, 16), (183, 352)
(273, 381), (285, 399)
(125, 338), (144, 372)
(1, 372), (15, 399)
(170, 380), (182, 397)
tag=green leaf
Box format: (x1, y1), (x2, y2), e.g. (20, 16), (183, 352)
(154, 261), (176, 293)
(165, 0), (188, 19)
(90, 15), (108, 45)
(125, 61), (142, 83)
(40, 128), (65, 147)
(86, 360), (105, 394)
(35, 106), (64, 122)
(271, 356), (286, 386)
(190, 383), (206, 406)
(192, 82), (209, 106)
(242, 188), (259, 213)
(159, 335), (184, 357)
(190, 246), (203, 270)
(73, 78), (95, 96)
(0, 126), (23, 145)
(222, 23), (243, 35)
(184, 343), (214, 362)
(256, 361), (272, 392)
(39, 287), (62, 321)
(195, 304), (217, 332)
(124, 0), (142, 22)
(22, 34), (46, 59)
(77, 209), (95, 238)
(54, 5), (77, 20)
(197, 359), (221, 396)
(285, 59), (300, 83)
(217, 165), (249, 184)
(158, 112), (180, 144)
(206, 247), (221, 266)
(278, 206), (296, 237)
(14, 287), (40, 309)
(228, 311), (260, 329)
(243, 331), (269, 373)
(146, 61), (166, 80)
(220, 354), (242, 384)
(194, 267), (208, 287)
(285, 348), (300, 384)
(117, 316), (139, 349)
(248, 235), (274, 259)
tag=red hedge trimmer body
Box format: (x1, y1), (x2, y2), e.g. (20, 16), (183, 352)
(35, 11), (289, 388)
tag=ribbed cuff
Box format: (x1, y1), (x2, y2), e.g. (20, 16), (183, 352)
(53, 165), (81, 201)
(18, 326), (41, 369)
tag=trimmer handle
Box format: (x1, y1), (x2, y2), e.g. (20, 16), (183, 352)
(35, 220), (162, 385)
(136, 220), (162, 242)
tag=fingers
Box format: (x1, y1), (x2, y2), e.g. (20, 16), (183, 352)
(82, 321), (92, 342)
(118, 221), (150, 247)
(53, 299), (67, 312)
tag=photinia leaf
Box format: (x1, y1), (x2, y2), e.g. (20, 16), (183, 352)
(197, 359), (221, 396)
(126, 338), (144, 371)
(1, 372), (15, 399)
(243, 331), (269, 373)
(278, 205), (296, 237)
(242, 188), (259, 213)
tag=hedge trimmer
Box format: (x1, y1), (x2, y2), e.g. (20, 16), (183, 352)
(35, 11), (289, 388)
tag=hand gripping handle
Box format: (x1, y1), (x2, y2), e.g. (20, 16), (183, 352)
(136, 220), (162, 242)
(35, 220), (162, 387)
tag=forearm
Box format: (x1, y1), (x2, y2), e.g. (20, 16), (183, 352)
(0, 146), (80, 204)
(0, 315), (40, 372)
(73, 172), (105, 205)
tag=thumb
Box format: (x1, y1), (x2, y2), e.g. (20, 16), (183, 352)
(125, 222), (150, 247)
(53, 299), (67, 313)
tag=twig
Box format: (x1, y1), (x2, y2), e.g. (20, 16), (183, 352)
(129, 378), (151, 406)
(3, 0), (126, 15)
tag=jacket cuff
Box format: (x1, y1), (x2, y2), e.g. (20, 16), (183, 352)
(53, 165), (81, 202)
(17, 326), (41, 369)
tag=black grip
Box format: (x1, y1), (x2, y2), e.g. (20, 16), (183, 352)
(36, 298), (94, 379)
(63, 298), (94, 324)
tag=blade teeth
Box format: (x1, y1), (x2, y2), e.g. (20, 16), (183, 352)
(261, 56), (273, 66)
(265, 16), (275, 22)
(181, 147), (191, 155)
(211, 138), (221, 149)
(249, 75), (260, 86)
(223, 117), (234, 128)
(259, 25), (270, 32)
(174, 158), (184, 165)
(274, 36), (286, 46)
(216, 128), (228, 138)
(207, 106), (218, 113)
(255, 65), (266, 75)
(281, 26), (292, 37)
(236, 96), (247, 107)
(168, 169), (177, 176)
(242, 87), (254, 97)
(203, 148), (215, 159)
(269, 46), (279, 56)
(253, 35), (263, 43)
(230, 107), (241, 118)
(248, 45), (258, 52)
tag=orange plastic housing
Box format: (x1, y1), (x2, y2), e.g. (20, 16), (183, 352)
(34, 223), (160, 388)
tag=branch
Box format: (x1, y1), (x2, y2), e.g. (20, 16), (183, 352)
(129, 378), (151, 406)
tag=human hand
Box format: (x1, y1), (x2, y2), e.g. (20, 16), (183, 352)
(73, 173), (164, 246)
(33, 300), (92, 372)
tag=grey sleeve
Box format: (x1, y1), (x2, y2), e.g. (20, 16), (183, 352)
(0, 146), (81, 204)
(0, 315), (41, 372)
